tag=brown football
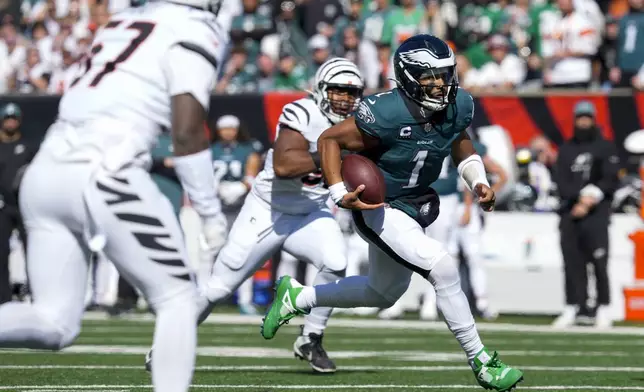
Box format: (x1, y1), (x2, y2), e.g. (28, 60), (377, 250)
(341, 154), (386, 204)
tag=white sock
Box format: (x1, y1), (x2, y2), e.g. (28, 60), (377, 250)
(295, 286), (317, 309)
(428, 254), (484, 360)
(152, 293), (197, 392)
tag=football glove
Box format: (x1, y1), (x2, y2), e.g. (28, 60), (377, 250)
(218, 181), (248, 206)
(199, 214), (228, 254)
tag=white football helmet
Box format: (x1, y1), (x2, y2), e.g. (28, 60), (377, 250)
(313, 58), (364, 125)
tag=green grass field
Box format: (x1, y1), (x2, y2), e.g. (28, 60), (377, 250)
(1, 312), (644, 391)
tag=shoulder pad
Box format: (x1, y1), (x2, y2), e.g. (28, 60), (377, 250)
(278, 98), (319, 134)
(454, 88), (475, 131)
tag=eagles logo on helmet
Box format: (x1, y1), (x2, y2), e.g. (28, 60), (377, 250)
(394, 34), (459, 111)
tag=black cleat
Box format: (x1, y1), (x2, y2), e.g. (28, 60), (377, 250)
(293, 326), (336, 373)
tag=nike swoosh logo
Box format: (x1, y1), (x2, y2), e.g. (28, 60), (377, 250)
(367, 99), (375, 104)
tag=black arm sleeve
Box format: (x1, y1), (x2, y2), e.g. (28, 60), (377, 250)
(595, 142), (621, 197)
(553, 147), (578, 201)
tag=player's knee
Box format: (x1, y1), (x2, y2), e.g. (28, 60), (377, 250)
(153, 284), (198, 313)
(319, 252), (348, 276)
(428, 253), (461, 295)
(365, 283), (405, 308)
(36, 311), (81, 350)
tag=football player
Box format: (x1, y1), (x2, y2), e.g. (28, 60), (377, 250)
(261, 35), (524, 391)
(0, 1), (235, 391)
(148, 57), (365, 374)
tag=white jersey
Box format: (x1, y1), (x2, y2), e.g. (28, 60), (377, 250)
(252, 98), (333, 215)
(44, 1), (230, 172)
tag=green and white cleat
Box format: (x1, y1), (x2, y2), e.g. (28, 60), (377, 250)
(261, 276), (309, 340)
(471, 348), (524, 391)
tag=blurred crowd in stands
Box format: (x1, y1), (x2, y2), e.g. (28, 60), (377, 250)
(1, 0), (644, 94)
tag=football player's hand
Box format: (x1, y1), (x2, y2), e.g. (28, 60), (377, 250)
(474, 183), (495, 212)
(571, 203), (589, 219)
(339, 184), (385, 211)
(218, 181), (248, 206)
(201, 214), (228, 253)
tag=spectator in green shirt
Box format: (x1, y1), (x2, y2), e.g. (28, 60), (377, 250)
(380, 0), (428, 52)
(361, 0), (392, 44)
(216, 46), (259, 94)
(610, 0), (644, 87)
(274, 52), (309, 91)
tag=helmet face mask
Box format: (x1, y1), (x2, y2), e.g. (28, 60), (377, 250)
(394, 35), (459, 111)
(322, 84), (363, 121)
(314, 58), (365, 124)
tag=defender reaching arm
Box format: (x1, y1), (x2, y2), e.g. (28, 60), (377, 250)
(318, 117), (383, 210)
(166, 40), (226, 251)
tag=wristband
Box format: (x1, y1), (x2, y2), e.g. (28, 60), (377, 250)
(457, 154), (490, 191)
(329, 182), (348, 205)
(173, 149), (221, 218)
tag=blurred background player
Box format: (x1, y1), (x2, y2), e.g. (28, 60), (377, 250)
(0, 103), (38, 305)
(208, 114), (261, 315)
(148, 57), (364, 374)
(0, 1), (236, 391)
(449, 132), (508, 320)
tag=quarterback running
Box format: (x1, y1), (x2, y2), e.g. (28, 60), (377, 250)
(0, 1), (235, 391)
(261, 35), (524, 391)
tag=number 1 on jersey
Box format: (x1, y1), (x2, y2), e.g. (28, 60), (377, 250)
(403, 150), (428, 189)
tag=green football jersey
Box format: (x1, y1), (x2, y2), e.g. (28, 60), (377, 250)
(354, 88), (474, 218)
(210, 141), (254, 183)
(380, 6), (429, 50)
(528, 2), (559, 57)
(430, 157), (459, 196)
(617, 12), (644, 74)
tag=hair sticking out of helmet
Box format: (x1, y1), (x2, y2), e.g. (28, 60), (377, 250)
(394, 34), (459, 111)
(313, 57), (365, 124)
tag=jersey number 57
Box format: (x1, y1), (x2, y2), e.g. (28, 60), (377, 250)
(71, 21), (156, 88)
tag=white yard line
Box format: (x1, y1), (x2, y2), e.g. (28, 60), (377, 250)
(82, 313), (644, 336)
(3, 385), (644, 390)
(1, 345), (638, 360)
(1, 364), (644, 373)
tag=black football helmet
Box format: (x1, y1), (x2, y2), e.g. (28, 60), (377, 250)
(393, 34), (458, 111)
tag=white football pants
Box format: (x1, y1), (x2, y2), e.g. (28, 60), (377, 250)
(0, 151), (198, 392)
(87, 253), (119, 307)
(448, 202), (488, 307)
(201, 192), (347, 335)
(306, 205), (484, 359)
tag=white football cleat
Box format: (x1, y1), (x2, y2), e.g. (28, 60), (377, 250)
(594, 306), (613, 329)
(552, 305), (577, 329)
